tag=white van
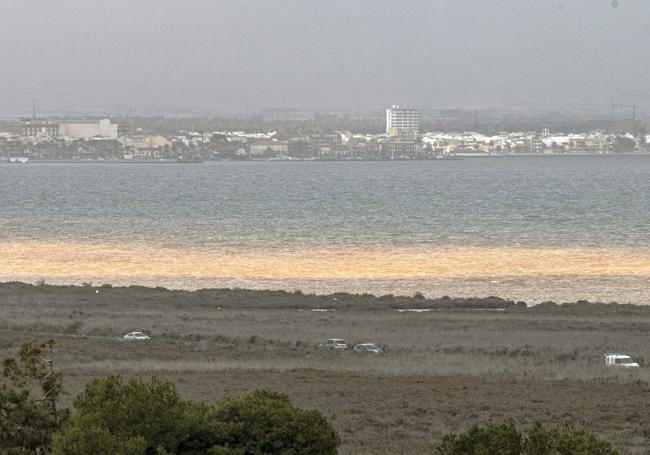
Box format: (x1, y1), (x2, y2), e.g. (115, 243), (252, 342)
(605, 353), (639, 368)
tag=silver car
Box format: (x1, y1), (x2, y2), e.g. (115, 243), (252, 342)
(353, 343), (382, 354)
(318, 338), (349, 350)
(123, 331), (150, 341)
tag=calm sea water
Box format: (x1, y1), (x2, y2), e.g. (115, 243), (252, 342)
(1, 156), (649, 303)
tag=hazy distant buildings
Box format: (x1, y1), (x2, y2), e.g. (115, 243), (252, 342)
(120, 135), (170, 159)
(59, 118), (118, 139)
(1, 113), (646, 161)
(14, 120), (59, 137)
(10, 118), (121, 140)
(381, 138), (422, 159)
(249, 139), (289, 158)
(307, 133), (343, 157)
(386, 105), (419, 137)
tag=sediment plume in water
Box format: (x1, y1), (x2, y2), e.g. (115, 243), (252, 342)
(2, 241), (650, 278)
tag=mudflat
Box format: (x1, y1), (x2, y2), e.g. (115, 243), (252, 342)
(1, 282), (649, 454)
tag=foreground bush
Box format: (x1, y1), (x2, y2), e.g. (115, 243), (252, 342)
(211, 389), (339, 455)
(0, 340), (66, 453)
(51, 376), (338, 455)
(51, 376), (207, 454)
(0, 384), (60, 453)
(435, 422), (621, 455)
(525, 422), (621, 455)
(436, 423), (523, 454)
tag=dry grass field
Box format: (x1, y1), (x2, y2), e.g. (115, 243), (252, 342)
(2, 282), (650, 454)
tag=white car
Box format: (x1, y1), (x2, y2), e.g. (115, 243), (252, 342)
(123, 331), (150, 341)
(605, 353), (639, 368)
(318, 339), (349, 350)
(353, 343), (382, 354)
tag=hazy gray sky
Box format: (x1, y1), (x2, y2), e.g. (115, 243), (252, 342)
(1, 0), (649, 115)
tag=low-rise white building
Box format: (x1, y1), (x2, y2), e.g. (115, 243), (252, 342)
(59, 119), (118, 139)
(249, 139), (289, 157)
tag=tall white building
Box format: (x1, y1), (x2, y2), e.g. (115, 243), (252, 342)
(386, 105), (419, 137)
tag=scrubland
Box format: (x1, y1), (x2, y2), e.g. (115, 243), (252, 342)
(1, 282), (649, 454)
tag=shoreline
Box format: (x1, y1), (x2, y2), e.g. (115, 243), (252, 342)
(2, 153), (650, 164)
(3, 272), (649, 305)
(1, 280), (648, 313)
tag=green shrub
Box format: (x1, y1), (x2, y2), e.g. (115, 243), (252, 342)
(435, 422), (621, 455)
(0, 384), (59, 453)
(51, 376), (213, 455)
(52, 378), (339, 455)
(51, 414), (147, 455)
(1, 340), (66, 454)
(436, 423), (523, 455)
(210, 389), (339, 455)
(525, 422), (621, 455)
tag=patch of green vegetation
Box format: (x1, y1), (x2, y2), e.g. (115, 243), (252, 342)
(2, 341), (339, 455)
(436, 422), (621, 455)
(0, 340), (68, 453)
